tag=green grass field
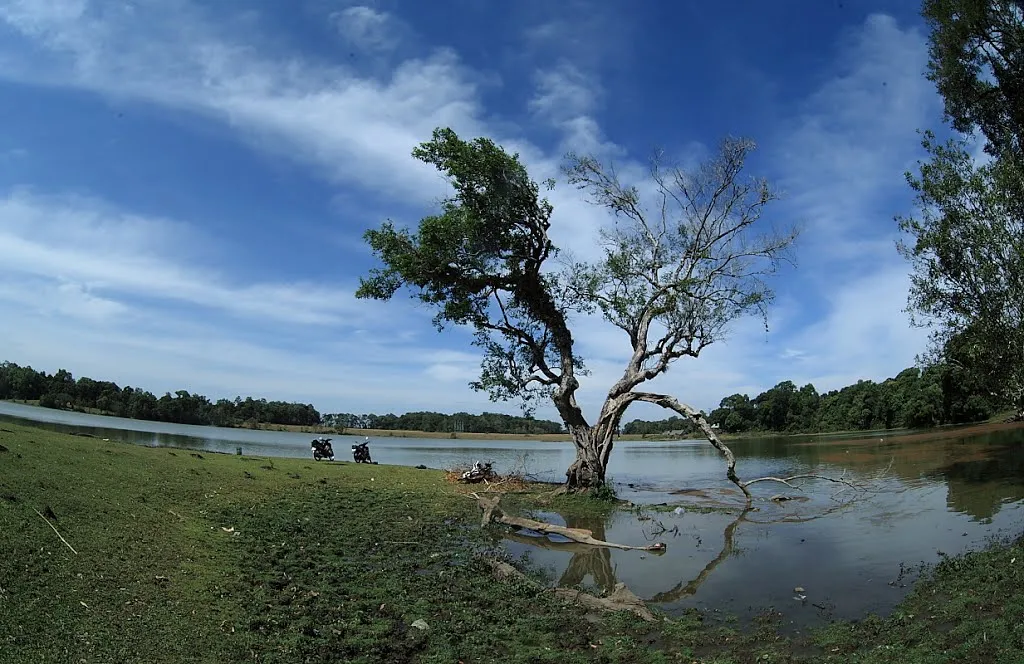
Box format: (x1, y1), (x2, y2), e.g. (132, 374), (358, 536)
(2, 421), (1023, 663)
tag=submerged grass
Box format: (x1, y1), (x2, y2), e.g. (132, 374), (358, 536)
(2, 421), (1023, 663)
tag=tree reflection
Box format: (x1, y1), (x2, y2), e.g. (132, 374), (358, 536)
(645, 507), (752, 603)
(509, 500), (864, 604)
(505, 512), (617, 593)
(936, 444), (1024, 521)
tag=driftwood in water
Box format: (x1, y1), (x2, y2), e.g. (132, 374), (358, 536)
(474, 495), (666, 553)
(481, 558), (657, 622)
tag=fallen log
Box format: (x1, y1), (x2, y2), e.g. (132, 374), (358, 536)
(474, 495), (666, 553)
(481, 558), (657, 622)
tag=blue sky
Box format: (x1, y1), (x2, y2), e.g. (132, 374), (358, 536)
(0, 0), (948, 422)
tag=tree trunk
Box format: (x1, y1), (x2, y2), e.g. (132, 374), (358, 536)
(564, 424), (615, 490)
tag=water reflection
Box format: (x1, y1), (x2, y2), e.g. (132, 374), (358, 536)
(931, 443), (1024, 522)
(506, 424), (1024, 630)
(506, 513), (618, 594)
(646, 508), (750, 604)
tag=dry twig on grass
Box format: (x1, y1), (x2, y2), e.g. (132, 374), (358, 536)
(34, 508), (77, 555)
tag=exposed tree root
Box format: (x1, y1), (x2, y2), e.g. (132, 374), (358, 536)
(480, 557), (658, 622)
(473, 494), (666, 552)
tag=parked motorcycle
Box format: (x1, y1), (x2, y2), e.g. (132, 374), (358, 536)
(352, 438), (373, 464)
(310, 437), (335, 461)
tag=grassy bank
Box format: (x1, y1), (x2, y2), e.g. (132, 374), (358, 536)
(2, 421), (1024, 662)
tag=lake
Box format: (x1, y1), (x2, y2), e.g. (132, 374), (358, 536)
(3, 400), (1024, 632)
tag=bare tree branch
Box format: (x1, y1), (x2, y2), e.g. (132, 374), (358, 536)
(628, 391), (751, 501)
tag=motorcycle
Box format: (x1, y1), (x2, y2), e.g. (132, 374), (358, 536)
(310, 437), (335, 461)
(352, 438), (373, 464)
(460, 460), (496, 483)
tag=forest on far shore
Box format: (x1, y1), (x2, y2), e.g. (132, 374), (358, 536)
(0, 357), (1003, 437)
(628, 362), (1002, 436)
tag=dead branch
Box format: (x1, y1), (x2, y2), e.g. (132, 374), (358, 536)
(504, 531), (602, 555)
(474, 495), (666, 552)
(445, 464), (530, 492)
(480, 557), (657, 622)
(742, 474), (861, 491)
(629, 391), (752, 502)
(34, 508), (78, 555)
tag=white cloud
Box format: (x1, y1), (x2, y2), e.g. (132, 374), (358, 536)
(331, 6), (398, 52)
(0, 191), (405, 326)
(0, 1), (487, 204)
(774, 267), (930, 392)
(528, 61), (617, 156)
(529, 61), (599, 122)
(776, 13), (939, 277)
(0, 277), (128, 323)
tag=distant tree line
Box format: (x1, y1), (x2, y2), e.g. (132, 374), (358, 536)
(621, 416), (702, 437)
(0, 354), (1004, 437)
(321, 411), (564, 435)
(705, 360), (1002, 435)
(0, 361), (566, 434)
(0, 362), (321, 427)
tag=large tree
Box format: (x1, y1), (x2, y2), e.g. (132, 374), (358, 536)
(896, 137), (1024, 418)
(922, 0), (1024, 158)
(357, 128), (797, 490)
(898, 0), (1024, 421)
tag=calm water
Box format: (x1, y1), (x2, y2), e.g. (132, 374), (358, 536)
(3, 400), (1024, 630)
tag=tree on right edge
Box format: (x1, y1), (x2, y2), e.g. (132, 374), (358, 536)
(898, 0), (1024, 421)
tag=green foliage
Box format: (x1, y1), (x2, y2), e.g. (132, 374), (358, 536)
(357, 128), (796, 444)
(701, 363), (1001, 436)
(900, 0), (1024, 421)
(0, 361), (321, 427)
(357, 127), (577, 415)
(896, 135), (1024, 420)
(588, 482), (619, 502)
(622, 415), (701, 436)
(922, 0), (1024, 158)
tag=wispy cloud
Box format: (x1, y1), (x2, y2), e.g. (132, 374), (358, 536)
(0, 1), (486, 204)
(774, 14), (939, 276)
(529, 61), (617, 156)
(331, 5), (400, 52)
(0, 191), (407, 326)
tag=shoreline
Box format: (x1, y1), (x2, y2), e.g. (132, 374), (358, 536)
(3, 398), (1016, 444)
